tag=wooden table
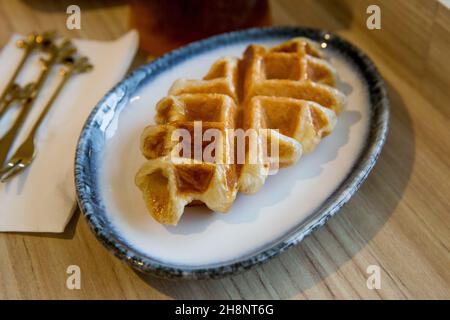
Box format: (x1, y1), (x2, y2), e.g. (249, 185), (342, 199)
(0, 0), (449, 299)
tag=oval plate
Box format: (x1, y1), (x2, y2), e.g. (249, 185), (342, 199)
(75, 27), (389, 279)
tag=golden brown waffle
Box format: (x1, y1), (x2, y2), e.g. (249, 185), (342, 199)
(135, 38), (347, 225)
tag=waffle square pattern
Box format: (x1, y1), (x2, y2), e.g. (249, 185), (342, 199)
(135, 38), (347, 225)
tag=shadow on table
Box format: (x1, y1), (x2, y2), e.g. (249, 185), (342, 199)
(133, 81), (415, 299)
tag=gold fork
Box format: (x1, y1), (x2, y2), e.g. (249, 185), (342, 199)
(0, 32), (55, 118)
(0, 39), (76, 166)
(0, 56), (93, 182)
(0, 83), (35, 121)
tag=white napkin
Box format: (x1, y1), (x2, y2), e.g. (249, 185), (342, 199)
(0, 31), (138, 232)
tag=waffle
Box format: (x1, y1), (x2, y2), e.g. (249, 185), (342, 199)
(135, 38), (347, 225)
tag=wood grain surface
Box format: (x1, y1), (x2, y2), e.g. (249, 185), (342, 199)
(0, 0), (449, 299)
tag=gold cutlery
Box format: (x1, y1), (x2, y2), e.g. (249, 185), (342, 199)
(0, 39), (76, 166)
(0, 83), (35, 120)
(0, 32), (55, 117)
(0, 56), (92, 182)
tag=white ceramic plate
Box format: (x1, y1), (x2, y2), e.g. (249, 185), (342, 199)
(75, 27), (389, 278)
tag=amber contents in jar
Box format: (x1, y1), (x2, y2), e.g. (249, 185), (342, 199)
(130, 0), (271, 55)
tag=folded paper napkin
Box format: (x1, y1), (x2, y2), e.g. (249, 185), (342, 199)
(0, 31), (138, 232)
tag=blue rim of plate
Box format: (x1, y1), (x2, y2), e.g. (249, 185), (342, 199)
(74, 26), (389, 279)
